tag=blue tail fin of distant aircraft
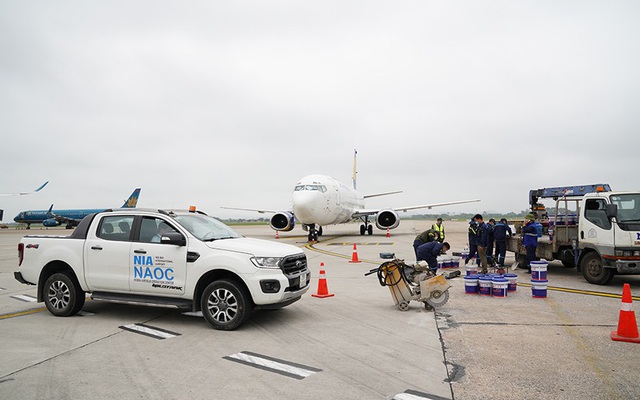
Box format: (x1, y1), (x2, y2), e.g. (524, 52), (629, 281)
(122, 188), (141, 208)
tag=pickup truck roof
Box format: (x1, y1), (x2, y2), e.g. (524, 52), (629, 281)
(69, 208), (211, 240)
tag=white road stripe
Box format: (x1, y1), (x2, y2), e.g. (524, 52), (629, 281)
(225, 351), (321, 379)
(11, 294), (37, 302)
(119, 323), (181, 339)
(393, 390), (440, 400)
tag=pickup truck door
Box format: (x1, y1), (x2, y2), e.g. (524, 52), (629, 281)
(129, 216), (187, 296)
(85, 216), (135, 292)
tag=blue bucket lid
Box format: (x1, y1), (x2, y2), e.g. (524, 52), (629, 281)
(492, 277), (508, 282)
(503, 273), (518, 278)
(530, 279), (548, 283)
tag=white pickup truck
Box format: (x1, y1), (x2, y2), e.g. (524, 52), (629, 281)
(14, 208), (310, 330)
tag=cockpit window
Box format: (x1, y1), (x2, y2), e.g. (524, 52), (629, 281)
(294, 185), (327, 193)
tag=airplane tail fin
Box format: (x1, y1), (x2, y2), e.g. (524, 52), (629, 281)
(352, 149), (357, 190)
(35, 181), (49, 193)
(122, 188), (141, 208)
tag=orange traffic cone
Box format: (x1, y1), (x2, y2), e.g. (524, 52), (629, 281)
(311, 269), (334, 298)
(275, 231), (280, 239)
(349, 243), (361, 263)
(611, 283), (640, 343)
(386, 228), (390, 238)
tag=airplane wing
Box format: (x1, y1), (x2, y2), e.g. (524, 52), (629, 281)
(220, 206), (283, 215)
(0, 181), (49, 196)
(351, 199), (481, 218)
(363, 190), (402, 199)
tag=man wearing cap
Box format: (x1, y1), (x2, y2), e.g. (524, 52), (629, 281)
(493, 218), (513, 267)
(476, 214), (490, 274)
(522, 214), (538, 274)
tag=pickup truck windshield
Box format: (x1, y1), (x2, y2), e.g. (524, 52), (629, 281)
(173, 214), (243, 241)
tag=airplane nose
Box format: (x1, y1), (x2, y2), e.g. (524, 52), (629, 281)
(292, 192), (319, 223)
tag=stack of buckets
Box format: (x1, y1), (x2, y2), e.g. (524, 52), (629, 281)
(530, 260), (548, 298)
(436, 255), (461, 269)
(464, 263), (518, 298)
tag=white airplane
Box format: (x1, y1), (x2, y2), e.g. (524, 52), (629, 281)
(0, 181), (48, 196)
(223, 152), (480, 241)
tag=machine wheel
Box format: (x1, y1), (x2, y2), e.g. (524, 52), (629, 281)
(425, 289), (450, 308)
(580, 252), (614, 285)
(397, 301), (410, 311)
(367, 224), (373, 235)
(201, 279), (252, 330)
(318, 226), (323, 236)
(423, 302), (434, 311)
(43, 272), (85, 317)
(360, 225), (366, 235)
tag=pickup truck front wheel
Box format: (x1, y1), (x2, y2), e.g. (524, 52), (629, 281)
(580, 252), (614, 285)
(43, 272), (85, 317)
(201, 279), (251, 331)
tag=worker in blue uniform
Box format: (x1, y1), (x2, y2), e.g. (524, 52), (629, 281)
(465, 215), (481, 266)
(476, 215), (490, 274)
(493, 218), (512, 267)
(416, 241), (450, 272)
(522, 214), (538, 274)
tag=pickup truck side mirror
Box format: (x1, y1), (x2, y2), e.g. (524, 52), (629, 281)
(160, 232), (187, 246)
(605, 204), (618, 219)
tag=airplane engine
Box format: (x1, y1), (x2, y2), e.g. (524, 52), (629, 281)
(375, 210), (400, 230)
(270, 212), (295, 232)
(43, 219), (61, 227)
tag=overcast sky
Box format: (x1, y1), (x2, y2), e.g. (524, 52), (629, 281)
(2, 1), (640, 224)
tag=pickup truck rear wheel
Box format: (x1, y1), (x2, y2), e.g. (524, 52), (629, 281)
(580, 252), (614, 285)
(43, 272), (85, 317)
(201, 279), (251, 330)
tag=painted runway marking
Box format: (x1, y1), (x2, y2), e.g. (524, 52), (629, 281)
(327, 242), (393, 246)
(182, 311), (203, 317)
(119, 323), (181, 340)
(393, 389), (446, 400)
(224, 351), (322, 380)
(11, 294), (37, 302)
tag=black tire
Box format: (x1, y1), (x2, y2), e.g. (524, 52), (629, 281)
(201, 279), (252, 331)
(367, 224), (373, 235)
(580, 252), (614, 285)
(43, 272), (85, 317)
(360, 225), (366, 235)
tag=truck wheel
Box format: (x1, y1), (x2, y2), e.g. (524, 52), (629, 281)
(43, 272), (85, 317)
(201, 279), (252, 330)
(580, 252), (614, 285)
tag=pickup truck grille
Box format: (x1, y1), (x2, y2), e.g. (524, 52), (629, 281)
(281, 254), (308, 274)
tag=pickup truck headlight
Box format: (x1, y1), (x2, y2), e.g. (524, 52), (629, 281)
(250, 257), (282, 269)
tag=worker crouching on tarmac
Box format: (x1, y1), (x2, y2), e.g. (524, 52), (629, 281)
(413, 228), (440, 259)
(416, 241), (451, 272)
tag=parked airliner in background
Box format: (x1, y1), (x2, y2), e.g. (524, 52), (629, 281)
(1, 181), (48, 222)
(14, 188), (141, 229)
(223, 152), (480, 241)
(0, 181), (49, 196)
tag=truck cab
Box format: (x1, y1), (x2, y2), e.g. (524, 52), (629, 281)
(507, 184), (640, 285)
(579, 192), (640, 284)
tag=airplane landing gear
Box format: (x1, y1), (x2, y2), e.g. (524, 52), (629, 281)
(307, 224), (322, 242)
(359, 224), (373, 235)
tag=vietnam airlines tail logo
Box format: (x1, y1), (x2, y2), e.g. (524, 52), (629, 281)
(123, 188), (141, 208)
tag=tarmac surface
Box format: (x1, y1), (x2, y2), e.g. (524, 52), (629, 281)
(1, 220), (640, 399)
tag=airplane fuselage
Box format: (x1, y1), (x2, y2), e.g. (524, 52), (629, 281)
(292, 175), (364, 226)
(14, 209), (107, 225)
